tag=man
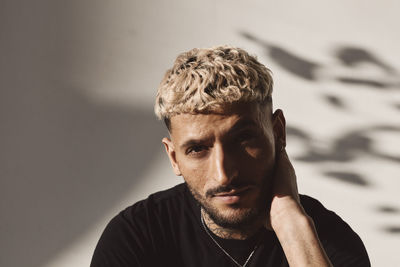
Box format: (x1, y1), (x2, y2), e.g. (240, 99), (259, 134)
(91, 46), (370, 266)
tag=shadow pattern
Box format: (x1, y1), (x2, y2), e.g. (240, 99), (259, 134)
(242, 31), (400, 234)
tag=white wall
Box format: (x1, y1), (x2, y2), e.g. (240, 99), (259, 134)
(1, 1), (399, 266)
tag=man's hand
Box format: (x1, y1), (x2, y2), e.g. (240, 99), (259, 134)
(265, 122), (333, 266)
(269, 147), (301, 226)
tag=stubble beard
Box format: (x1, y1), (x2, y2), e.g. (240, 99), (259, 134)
(187, 179), (272, 230)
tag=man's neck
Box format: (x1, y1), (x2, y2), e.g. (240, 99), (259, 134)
(201, 209), (264, 240)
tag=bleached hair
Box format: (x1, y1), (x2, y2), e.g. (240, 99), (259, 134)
(154, 45), (273, 121)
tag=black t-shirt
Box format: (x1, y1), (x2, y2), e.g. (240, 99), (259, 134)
(91, 183), (370, 267)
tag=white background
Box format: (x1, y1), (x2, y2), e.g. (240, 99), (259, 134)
(1, 1), (399, 266)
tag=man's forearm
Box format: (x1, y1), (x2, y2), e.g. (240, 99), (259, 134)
(271, 198), (333, 267)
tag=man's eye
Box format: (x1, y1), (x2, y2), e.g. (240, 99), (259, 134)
(186, 145), (208, 155)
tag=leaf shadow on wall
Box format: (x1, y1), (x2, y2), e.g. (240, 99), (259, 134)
(241, 31), (400, 234)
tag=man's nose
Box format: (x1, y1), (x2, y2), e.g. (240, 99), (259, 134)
(213, 144), (239, 185)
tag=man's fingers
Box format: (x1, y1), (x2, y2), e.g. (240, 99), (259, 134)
(273, 147), (300, 202)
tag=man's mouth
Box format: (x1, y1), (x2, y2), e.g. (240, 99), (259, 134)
(212, 186), (252, 204)
(213, 186), (251, 197)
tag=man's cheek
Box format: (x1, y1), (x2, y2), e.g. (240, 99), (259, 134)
(182, 170), (207, 190)
(261, 161), (275, 186)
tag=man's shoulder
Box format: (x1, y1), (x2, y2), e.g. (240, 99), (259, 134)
(300, 194), (370, 266)
(299, 194), (351, 229)
(134, 183), (187, 206)
(299, 194), (355, 236)
(299, 194), (334, 218)
(95, 183), (191, 252)
(118, 183), (190, 221)
(91, 183), (191, 267)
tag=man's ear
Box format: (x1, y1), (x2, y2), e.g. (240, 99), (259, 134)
(272, 109), (286, 149)
(162, 137), (182, 176)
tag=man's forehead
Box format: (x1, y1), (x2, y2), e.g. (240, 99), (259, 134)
(170, 112), (240, 133)
(167, 101), (274, 139)
(170, 102), (260, 122)
(171, 112), (255, 129)
(169, 106), (266, 140)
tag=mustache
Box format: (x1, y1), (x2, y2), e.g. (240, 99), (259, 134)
(205, 182), (255, 197)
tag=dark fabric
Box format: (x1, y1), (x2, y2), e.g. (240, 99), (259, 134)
(91, 183), (370, 267)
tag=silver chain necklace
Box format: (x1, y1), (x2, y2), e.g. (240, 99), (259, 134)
(200, 212), (260, 267)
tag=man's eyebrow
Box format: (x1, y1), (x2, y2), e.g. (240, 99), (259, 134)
(179, 119), (258, 149)
(228, 118), (259, 134)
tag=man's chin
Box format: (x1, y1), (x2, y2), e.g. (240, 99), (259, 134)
(186, 183), (267, 228)
(203, 205), (262, 229)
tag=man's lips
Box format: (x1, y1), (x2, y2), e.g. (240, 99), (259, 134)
(212, 186), (251, 197)
(212, 186), (253, 204)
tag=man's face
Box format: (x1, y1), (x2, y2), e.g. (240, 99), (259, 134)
(163, 104), (283, 228)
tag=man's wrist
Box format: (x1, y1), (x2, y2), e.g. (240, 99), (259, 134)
(269, 196), (308, 231)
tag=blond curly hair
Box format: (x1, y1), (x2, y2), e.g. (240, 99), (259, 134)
(154, 45), (273, 125)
